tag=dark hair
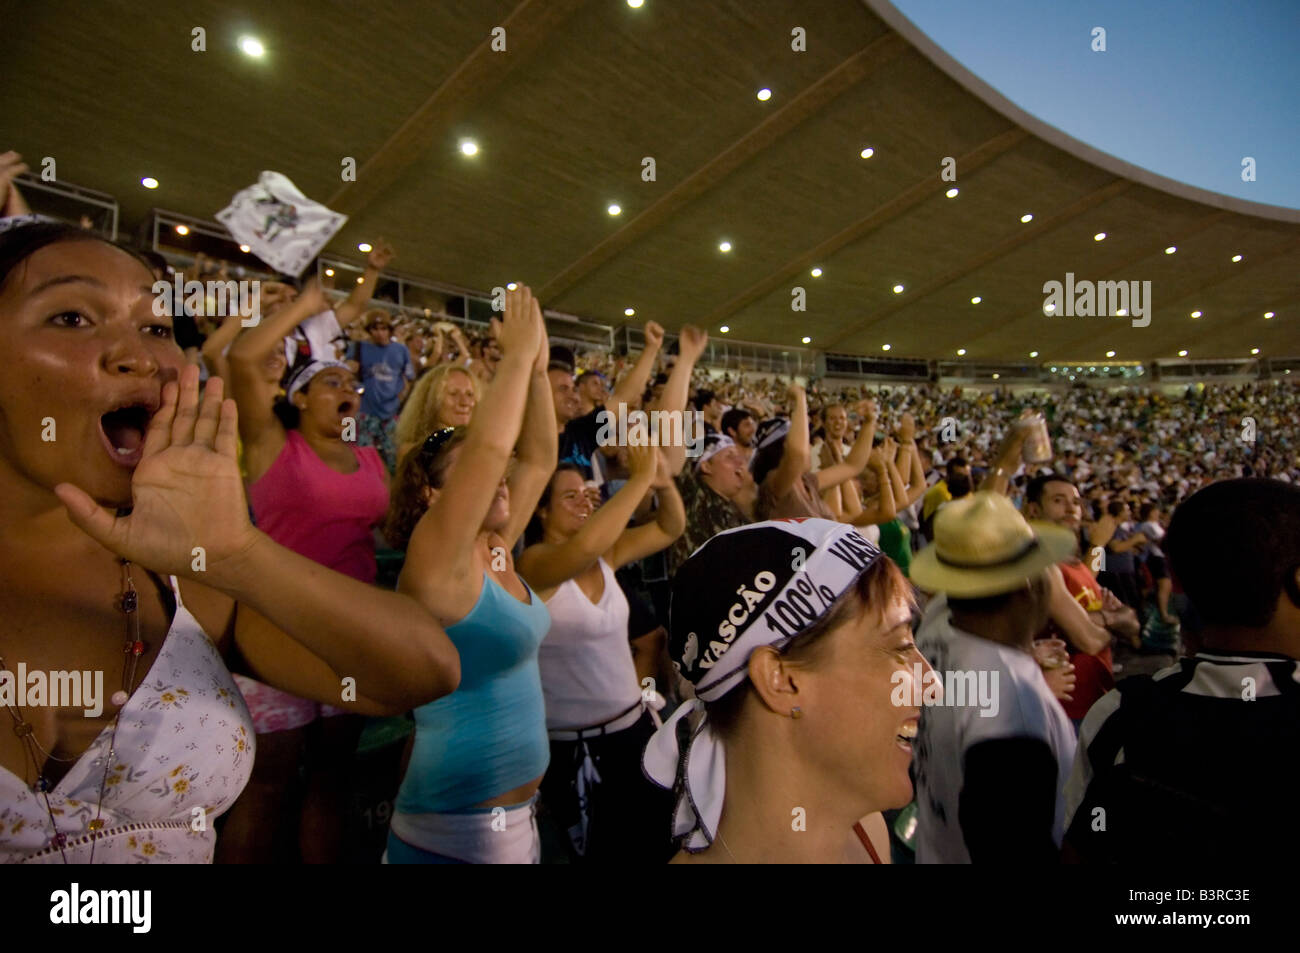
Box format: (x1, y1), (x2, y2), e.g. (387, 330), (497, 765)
(692, 389), (716, 412)
(1166, 479), (1300, 630)
(1106, 499), (1126, 517)
(945, 456), (969, 477)
(538, 463), (585, 510)
(1026, 473), (1075, 508)
(383, 429), (470, 550)
(749, 437), (785, 487)
(707, 557), (909, 741)
(720, 407), (752, 438)
(0, 222), (156, 295)
(1138, 502), (1158, 521)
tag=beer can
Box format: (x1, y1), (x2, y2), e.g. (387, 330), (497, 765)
(1020, 413), (1054, 464)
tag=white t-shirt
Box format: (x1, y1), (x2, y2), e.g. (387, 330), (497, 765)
(809, 438), (850, 473)
(283, 309), (345, 366)
(912, 594), (1077, 864)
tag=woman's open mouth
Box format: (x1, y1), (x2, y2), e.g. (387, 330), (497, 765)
(98, 404), (153, 468)
(337, 400), (355, 416)
(896, 719), (919, 753)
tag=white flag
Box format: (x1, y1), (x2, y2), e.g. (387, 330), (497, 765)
(216, 171), (347, 277)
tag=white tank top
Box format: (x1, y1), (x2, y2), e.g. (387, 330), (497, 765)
(0, 577), (255, 863)
(538, 559), (639, 731)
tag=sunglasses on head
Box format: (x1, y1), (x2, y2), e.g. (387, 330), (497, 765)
(419, 427), (458, 459)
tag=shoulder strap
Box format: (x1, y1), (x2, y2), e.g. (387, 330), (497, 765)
(852, 821), (882, 864)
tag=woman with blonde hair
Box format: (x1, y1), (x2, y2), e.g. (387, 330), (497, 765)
(394, 361), (480, 463)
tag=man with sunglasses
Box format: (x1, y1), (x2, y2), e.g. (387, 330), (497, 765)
(349, 309), (414, 472)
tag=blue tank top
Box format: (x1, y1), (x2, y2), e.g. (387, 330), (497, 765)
(397, 572), (552, 813)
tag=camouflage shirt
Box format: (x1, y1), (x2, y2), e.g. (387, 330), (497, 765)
(669, 467), (748, 576)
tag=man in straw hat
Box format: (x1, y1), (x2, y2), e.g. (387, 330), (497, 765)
(908, 491), (1079, 863)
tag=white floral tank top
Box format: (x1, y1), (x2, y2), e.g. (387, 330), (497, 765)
(0, 577), (255, 863)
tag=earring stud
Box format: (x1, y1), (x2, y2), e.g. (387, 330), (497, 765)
(790, 707), (803, 719)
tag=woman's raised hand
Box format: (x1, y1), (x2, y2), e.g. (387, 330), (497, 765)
(54, 366), (261, 588)
(496, 284), (543, 365)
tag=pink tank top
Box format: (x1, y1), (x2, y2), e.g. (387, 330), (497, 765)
(248, 430), (388, 583)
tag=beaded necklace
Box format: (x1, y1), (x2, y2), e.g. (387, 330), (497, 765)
(0, 557), (149, 863)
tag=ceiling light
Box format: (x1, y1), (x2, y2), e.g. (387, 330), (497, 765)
(506, 282), (518, 290)
(1094, 232), (1106, 241)
(1044, 303), (1056, 313)
(810, 267), (823, 277)
(892, 284), (904, 294)
(239, 36), (265, 57)
(358, 242), (372, 253)
(1232, 254), (1243, 262)
(1103, 367), (1110, 372)
(946, 188), (959, 198)
(624, 308), (635, 316)
(881, 344), (891, 351)
(992, 373), (1000, 380)
(459, 139), (479, 156)
(1020, 213), (1033, 223)
(957, 348), (966, 356)
(140, 177), (159, 190)
(607, 203), (621, 216)
(239, 244), (250, 253)
(1165, 246), (1176, 254)
(756, 88), (772, 102)
(627, 0), (644, 7)
(1265, 311), (1275, 318)
(1106, 350), (1116, 357)
(860, 147), (874, 159)
(720, 325), (730, 333)
(971, 296), (982, 304)
(1069, 375), (1075, 381)
(175, 225), (189, 236)
(1178, 350), (1188, 357)
(719, 241), (732, 252)
(325, 268), (335, 277)
(1116, 309), (1128, 316)
(1051, 366), (1057, 372)
(1191, 310), (1202, 318)
(1030, 351), (1039, 358)
(1251, 348), (1260, 355)
(802, 336), (811, 344)
(356, 277), (364, 284)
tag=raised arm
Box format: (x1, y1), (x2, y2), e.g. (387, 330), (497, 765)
(658, 325), (709, 475)
(816, 399), (878, 490)
(517, 442), (658, 591)
(768, 384), (810, 501)
(200, 313), (244, 384)
(400, 285), (542, 622)
(333, 238), (394, 328)
(979, 414), (1030, 496)
(227, 280), (330, 452)
(608, 450), (686, 569)
(847, 451), (897, 527)
(499, 299), (559, 548)
(609, 321), (664, 410)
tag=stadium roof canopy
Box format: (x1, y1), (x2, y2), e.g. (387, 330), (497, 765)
(5, 0), (1297, 364)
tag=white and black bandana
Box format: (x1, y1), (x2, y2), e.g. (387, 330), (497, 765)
(643, 518), (883, 851)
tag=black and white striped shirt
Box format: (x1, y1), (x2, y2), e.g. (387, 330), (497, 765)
(1064, 651), (1300, 862)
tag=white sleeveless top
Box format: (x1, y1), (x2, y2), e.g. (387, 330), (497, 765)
(538, 559), (639, 731)
(0, 577), (255, 864)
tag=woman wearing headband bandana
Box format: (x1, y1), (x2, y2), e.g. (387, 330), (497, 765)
(643, 518), (931, 863)
(217, 276), (388, 862)
(0, 219), (458, 864)
(382, 285), (557, 864)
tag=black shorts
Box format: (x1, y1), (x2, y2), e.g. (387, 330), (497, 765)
(1146, 554), (1168, 581)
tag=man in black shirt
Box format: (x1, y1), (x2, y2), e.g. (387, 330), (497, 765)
(1064, 478), (1300, 862)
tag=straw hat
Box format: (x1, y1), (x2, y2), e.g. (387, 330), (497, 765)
(910, 491), (1077, 598)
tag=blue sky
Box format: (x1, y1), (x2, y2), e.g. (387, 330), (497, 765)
(889, 0), (1300, 210)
